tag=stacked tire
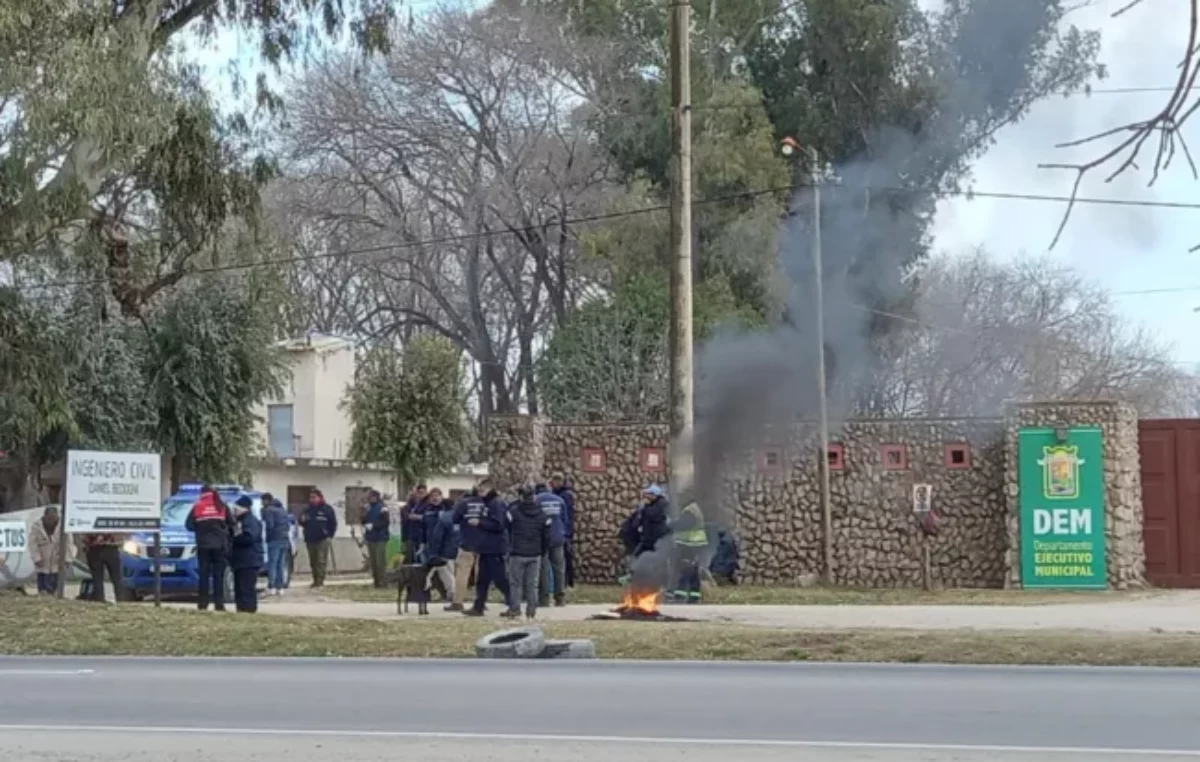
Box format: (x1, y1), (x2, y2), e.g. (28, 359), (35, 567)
(474, 627), (596, 660)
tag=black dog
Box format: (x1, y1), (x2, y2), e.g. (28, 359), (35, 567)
(396, 563), (429, 615)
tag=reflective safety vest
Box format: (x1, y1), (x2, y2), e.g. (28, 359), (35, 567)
(674, 503), (707, 547)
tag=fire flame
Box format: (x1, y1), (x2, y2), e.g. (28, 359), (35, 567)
(618, 587), (663, 614)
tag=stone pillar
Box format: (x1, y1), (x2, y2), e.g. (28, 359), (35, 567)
(485, 415), (546, 491)
(1003, 402), (1145, 589)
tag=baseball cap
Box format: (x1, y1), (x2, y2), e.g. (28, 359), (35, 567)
(643, 484), (665, 497)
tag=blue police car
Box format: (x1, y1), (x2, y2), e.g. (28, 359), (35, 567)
(118, 483), (295, 601)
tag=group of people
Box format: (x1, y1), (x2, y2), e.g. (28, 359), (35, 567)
(618, 484), (741, 603)
(185, 486), (275, 613)
(358, 475), (577, 621)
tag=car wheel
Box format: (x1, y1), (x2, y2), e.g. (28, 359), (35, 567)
(474, 627), (547, 659)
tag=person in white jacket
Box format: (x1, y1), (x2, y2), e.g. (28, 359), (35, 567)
(28, 506), (71, 594)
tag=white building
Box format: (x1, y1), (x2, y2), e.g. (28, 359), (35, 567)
(250, 333), (484, 531)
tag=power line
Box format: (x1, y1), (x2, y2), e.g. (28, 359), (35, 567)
(16, 183), (1200, 293)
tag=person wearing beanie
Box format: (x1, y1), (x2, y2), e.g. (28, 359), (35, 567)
(230, 495), (263, 613)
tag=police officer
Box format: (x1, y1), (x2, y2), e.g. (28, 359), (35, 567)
(185, 486), (234, 612)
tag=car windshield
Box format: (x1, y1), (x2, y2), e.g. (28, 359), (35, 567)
(161, 498), (195, 527)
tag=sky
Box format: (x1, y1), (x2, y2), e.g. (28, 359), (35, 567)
(190, 0), (1200, 365)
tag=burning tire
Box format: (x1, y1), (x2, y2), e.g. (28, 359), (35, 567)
(539, 639), (596, 659)
(474, 627), (547, 659)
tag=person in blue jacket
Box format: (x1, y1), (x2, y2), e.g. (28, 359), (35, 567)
(299, 489), (338, 587)
(362, 489), (390, 589)
(260, 493), (291, 597)
(230, 496), (264, 613)
(550, 474), (577, 588)
(459, 478), (513, 618)
(424, 489), (461, 610)
(534, 483), (568, 607)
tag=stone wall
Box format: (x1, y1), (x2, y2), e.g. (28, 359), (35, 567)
(722, 419), (1008, 587)
(487, 404), (1146, 589)
(1003, 402), (1145, 589)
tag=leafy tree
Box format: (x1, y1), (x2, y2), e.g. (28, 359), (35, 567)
(343, 336), (472, 488)
(538, 272), (756, 421)
(0, 289), (74, 510)
(142, 275), (288, 489)
(1, 0), (391, 270)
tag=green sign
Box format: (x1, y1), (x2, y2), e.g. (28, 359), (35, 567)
(1018, 427), (1107, 589)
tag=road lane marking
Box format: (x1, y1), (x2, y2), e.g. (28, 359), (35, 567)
(0, 724), (1195, 756)
(0, 670), (94, 676)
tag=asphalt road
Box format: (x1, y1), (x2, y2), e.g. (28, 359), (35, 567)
(2, 657), (1200, 760)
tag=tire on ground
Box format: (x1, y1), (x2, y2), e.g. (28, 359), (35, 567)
(538, 639), (596, 659)
(474, 627), (547, 659)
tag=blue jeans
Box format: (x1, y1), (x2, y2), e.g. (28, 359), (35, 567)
(267, 541), (290, 590)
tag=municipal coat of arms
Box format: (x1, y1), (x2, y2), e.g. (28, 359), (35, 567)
(1038, 445), (1084, 500)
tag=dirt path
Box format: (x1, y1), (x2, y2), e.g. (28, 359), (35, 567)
(239, 588), (1200, 633)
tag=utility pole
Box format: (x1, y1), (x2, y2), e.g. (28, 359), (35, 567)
(809, 145), (833, 585)
(668, 0), (694, 490)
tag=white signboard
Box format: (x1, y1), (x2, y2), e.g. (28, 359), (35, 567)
(0, 521), (27, 552)
(912, 483), (933, 513)
(65, 450), (162, 532)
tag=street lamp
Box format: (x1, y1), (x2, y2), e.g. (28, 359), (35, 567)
(781, 135), (833, 585)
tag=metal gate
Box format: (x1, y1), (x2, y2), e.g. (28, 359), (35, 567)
(1139, 420), (1200, 587)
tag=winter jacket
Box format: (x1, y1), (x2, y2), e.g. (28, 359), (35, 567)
(426, 507), (461, 563)
(507, 498), (552, 558)
(419, 503), (445, 557)
(453, 491), (487, 553)
(636, 496), (671, 556)
(534, 489), (567, 548)
(554, 485), (577, 538)
(186, 493), (235, 551)
(619, 506), (642, 555)
(300, 502), (338, 544)
(261, 500), (291, 544)
(28, 518), (70, 573)
(230, 512), (264, 570)
(363, 501), (391, 544)
(400, 497), (427, 544)
(454, 490), (506, 555)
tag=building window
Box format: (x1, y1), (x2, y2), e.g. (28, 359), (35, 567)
(286, 485), (316, 516)
(945, 443), (972, 470)
(582, 448), (607, 473)
(827, 444), (845, 471)
(881, 444), (908, 471)
(641, 447), (666, 472)
(758, 447), (783, 473)
(268, 404), (296, 458)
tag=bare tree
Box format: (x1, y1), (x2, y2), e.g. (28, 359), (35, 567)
(872, 250), (1196, 416)
(279, 6), (617, 415)
(1041, 0), (1200, 247)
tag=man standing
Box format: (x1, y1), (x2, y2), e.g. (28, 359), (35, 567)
(423, 488), (459, 609)
(636, 485), (671, 557)
(670, 501), (707, 604)
(400, 484), (428, 563)
(362, 489), (390, 588)
(458, 478), (511, 617)
(230, 496), (263, 613)
(260, 492), (291, 596)
(28, 506), (67, 595)
(549, 474), (577, 589)
(534, 483), (568, 607)
(507, 485), (551, 620)
(300, 489), (338, 587)
(451, 484), (484, 610)
(186, 486), (234, 611)
(81, 533), (124, 602)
